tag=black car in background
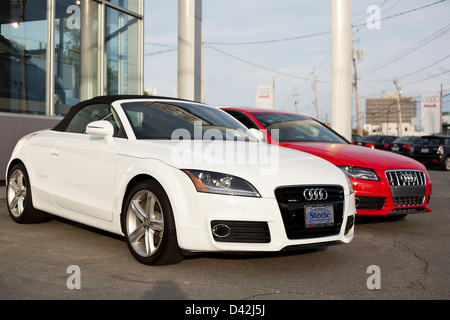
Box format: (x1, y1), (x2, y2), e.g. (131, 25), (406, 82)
(388, 135), (420, 156)
(410, 135), (450, 171)
(351, 133), (363, 144)
(357, 134), (398, 150)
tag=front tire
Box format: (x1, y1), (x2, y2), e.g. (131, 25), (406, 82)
(121, 180), (183, 265)
(7, 163), (48, 223)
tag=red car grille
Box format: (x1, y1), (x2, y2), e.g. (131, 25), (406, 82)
(385, 170), (427, 207)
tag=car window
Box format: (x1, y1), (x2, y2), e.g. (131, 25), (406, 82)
(394, 136), (417, 144)
(66, 103), (125, 138)
(250, 112), (347, 143)
(223, 110), (259, 130)
(418, 137), (441, 145)
(122, 101), (258, 141)
(0, 40), (12, 55)
(362, 135), (383, 142)
(385, 137), (397, 143)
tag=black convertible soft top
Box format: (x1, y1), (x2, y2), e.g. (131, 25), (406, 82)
(52, 95), (194, 132)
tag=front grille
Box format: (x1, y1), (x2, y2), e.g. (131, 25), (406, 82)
(385, 170), (426, 187)
(385, 170), (426, 207)
(275, 185), (344, 239)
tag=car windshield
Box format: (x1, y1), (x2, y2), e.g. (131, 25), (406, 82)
(250, 112), (347, 143)
(122, 101), (258, 141)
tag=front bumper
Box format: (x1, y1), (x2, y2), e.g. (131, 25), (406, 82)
(351, 169), (432, 216)
(175, 191), (355, 253)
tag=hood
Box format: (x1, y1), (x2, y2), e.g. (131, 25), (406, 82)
(120, 140), (351, 198)
(280, 142), (426, 171)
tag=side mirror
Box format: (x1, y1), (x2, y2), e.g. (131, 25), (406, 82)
(86, 120), (114, 144)
(249, 128), (266, 142)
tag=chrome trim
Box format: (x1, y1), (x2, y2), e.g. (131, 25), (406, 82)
(303, 188), (328, 201)
(385, 169), (426, 186)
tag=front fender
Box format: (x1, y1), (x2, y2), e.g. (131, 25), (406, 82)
(114, 156), (203, 233)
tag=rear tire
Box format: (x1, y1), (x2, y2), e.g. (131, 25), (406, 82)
(7, 163), (48, 223)
(442, 156), (450, 171)
(121, 180), (183, 265)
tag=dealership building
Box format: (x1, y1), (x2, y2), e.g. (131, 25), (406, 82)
(0, 0), (144, 180)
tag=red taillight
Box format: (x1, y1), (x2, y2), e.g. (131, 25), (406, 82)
(384, 143), (390, 149)
(403, 145), (412, 151)
(366, 143), (375, 149)
(438, 146), (444, 155)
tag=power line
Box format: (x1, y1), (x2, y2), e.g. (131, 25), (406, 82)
(353, 0), (447, 29)
(206, 45), (332, 83)
(144, 42), (177, 48)
(204, 30), (331, 46)
(362, 53), (450, 82)
(403, 69), (450, 87)
(360, 23), (450, 74)
(203, 0), (447, 46)
(144, 47), (177, 56)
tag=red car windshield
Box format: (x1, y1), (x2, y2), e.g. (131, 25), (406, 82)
(251, 112), (348, 144)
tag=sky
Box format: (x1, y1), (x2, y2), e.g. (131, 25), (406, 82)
(143, 0), (450, 128)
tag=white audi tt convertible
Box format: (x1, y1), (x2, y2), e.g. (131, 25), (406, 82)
(6, 96), (355, 265)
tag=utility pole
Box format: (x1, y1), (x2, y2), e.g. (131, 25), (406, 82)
(293, 87), (299, 113)
(352, 40), (363, 136)
(394, 78), (403, 137)
(312, 68), (319, 119)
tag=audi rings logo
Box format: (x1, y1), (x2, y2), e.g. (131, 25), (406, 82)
(400, 173), (417, 184)
(303, 188), (328, 201)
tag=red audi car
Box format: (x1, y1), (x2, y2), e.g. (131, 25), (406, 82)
(223, 108), (432, 218)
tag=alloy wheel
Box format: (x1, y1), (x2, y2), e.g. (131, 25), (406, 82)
(7, 168), (27, 218)
(125, 190), (165, 258)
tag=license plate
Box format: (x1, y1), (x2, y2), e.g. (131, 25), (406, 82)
(421, 148), (429, 153)
(304, 205), (334, 228)
(392, 146), (399, 151)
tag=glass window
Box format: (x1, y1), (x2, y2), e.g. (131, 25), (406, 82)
(122, 101), (257, 141)
(0, 0), (48, 114)
(250, 112), (347, 143)
(105, 6), (140, 95)
(54, 0), (100, 116)
(66, 103), (124, 137)
(223, 110), (259, 130)
(106, 0), (141, 13)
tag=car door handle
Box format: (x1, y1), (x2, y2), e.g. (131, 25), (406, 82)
(50, 149), (59, 156)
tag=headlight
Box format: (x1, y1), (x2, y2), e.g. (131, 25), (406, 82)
(344, 174), (354, 195)
(338, 166), (379, 181)
(183, 170), (261, 197)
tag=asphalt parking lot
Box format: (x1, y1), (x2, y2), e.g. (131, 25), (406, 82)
(0, 169), (449, 301)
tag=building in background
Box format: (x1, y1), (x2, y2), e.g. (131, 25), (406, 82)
(365, 93), (417, 136)
(0, 0), (144, 180)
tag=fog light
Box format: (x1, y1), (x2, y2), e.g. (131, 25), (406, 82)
(212, 224), (231, 238)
